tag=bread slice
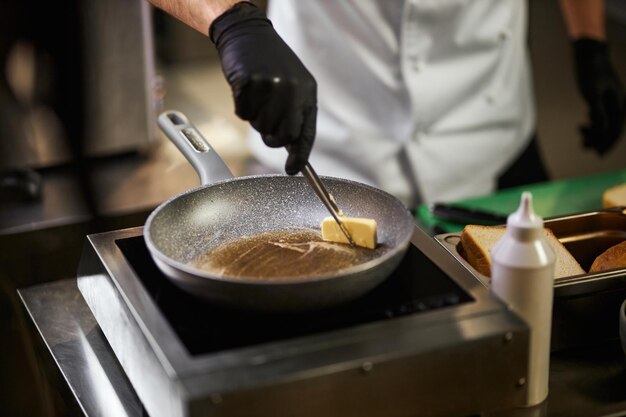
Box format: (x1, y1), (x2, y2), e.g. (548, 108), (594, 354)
(590, 240), (626, 273)
(461, 224), (585, 278)
(603, 183), (626, 208)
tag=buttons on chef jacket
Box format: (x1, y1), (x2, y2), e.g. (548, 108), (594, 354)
(488, 28), (509, 104)
(485, 26), (510, 106)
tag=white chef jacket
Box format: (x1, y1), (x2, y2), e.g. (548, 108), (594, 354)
(248, 0), (535, 206)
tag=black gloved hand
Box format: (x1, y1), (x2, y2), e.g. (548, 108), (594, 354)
(573, 38), (626, 156)
(210, 2), (317, 175)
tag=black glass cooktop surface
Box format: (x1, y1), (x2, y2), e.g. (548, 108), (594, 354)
(115, 236), (473, 356)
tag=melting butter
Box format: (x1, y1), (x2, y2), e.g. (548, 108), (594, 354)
(321, 217), (377, 249)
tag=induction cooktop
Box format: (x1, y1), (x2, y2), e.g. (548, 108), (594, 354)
(77, 226), (529, 417)
(115, 235), (471, 356)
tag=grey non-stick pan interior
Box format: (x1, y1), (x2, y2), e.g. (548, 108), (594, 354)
(144, 111), (415, 312)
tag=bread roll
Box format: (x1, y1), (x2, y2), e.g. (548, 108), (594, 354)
(590, 240), (626, 273)
(603, 183), (626, 208)
(461, 224), (585, 278)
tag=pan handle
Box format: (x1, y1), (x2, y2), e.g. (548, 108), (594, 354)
(158, 110), (235, 185)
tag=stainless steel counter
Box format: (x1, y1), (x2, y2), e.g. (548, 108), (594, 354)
(19, 280), (145, 417)
(19, 279), (626, 417)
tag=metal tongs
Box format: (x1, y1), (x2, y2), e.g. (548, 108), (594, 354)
(301, 163), (355, 246)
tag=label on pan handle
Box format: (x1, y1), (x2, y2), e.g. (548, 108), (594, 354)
(181, 128), (210, 153)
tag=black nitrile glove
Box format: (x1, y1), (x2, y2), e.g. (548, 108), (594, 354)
(210, 2), (317, 175)
(573, 38), (625, 156)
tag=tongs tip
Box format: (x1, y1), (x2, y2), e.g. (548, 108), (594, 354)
(336, 218), (356, 247)
(301, 163), (355, 246)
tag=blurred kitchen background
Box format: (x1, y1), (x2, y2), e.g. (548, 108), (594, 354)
(0, 0), (624, 414)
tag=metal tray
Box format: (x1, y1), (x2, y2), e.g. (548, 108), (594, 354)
(435, 207), (626, 351)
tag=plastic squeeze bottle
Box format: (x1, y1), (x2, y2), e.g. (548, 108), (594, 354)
(490, 192), (556, 407)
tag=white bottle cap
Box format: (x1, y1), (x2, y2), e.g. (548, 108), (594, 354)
(506, 192), (543, 241)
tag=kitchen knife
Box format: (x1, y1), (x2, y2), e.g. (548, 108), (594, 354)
(429, 203), (508, 225)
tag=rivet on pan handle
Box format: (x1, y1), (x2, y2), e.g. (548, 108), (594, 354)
(158, 110), (235, 185)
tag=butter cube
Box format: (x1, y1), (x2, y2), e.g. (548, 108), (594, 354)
(321, 216), (377, 249)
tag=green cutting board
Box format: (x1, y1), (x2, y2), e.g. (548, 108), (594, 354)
(417, 168), (626, 233)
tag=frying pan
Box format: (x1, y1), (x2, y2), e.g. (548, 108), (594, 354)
(145, 111), (415, 312)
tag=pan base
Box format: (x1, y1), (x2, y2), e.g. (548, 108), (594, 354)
(192, 229), (381, 281)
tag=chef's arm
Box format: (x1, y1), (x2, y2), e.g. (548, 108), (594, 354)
(147, 0), (317, 175)
(559, 0), (605, 40)
(147, 0), (239, 34)
(559, 0), (625, 155)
